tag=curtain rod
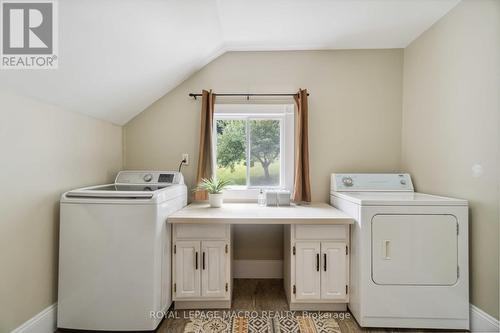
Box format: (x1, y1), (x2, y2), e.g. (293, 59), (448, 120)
(188, 92), (309, 100)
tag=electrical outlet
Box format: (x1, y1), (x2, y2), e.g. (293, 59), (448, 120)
(182, 153), (189, 166)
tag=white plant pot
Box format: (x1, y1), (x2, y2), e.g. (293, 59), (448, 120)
(208, 193), (224, 208)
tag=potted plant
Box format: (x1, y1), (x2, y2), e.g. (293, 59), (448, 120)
(194, 177), (231, 208)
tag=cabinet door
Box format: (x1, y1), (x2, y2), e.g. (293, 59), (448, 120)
(175, 241), (200, 298)
(201, 241), (227, 298)
(295, 242), (321, 300)
(321, 241), (347, 300)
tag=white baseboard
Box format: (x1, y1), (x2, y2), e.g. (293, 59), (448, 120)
(233, 260), (283, 278)
(471, 304), (500, 332)
(10, 303), (57, 333)
(8, 294), (498, 333)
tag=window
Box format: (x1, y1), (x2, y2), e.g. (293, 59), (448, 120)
(213, 104), (294, 198)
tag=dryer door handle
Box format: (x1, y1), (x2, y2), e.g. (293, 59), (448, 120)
(383, 240), (391, 260)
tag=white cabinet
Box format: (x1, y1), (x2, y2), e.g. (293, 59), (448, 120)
(321, 241), (347, 300)
(295, 242), (321, 300)
(201, 241), (227, 298)
(173, 224), (231, 309)
(175, 241), (201, 298)
(285, 224), (349, 311)
(295, 241), (348, 301)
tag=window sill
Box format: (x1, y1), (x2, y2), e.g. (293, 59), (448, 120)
(222, 188), (289, 202)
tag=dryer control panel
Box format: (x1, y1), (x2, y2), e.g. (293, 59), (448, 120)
(331, 173), (414, 192)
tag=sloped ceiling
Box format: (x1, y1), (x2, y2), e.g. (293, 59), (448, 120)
(0, 0), (460, 125)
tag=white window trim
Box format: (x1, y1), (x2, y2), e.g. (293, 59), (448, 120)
(213, 104), (295, 201)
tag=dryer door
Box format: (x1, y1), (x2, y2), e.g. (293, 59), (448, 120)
(371, 214), (458, 285)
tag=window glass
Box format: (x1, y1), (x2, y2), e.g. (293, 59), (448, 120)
(215, 118), (282, 188)
(213, 104), (293, 196)
(249, 119), (280, 186)
(215, 119), (247, 186)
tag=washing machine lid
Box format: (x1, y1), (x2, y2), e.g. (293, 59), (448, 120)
(65, 184), (170, 199)
(63, 171), (186, 200)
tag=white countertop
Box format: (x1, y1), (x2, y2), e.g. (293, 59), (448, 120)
(168, 202), (353, 225)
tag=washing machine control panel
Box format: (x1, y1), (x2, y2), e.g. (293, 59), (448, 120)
(115, 171), (184, 185)
(331, 173), (414, 192)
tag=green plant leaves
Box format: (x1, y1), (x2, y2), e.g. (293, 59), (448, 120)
(193, 177), (232, 194)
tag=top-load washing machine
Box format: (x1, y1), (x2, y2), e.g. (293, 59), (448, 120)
(330, 173), (468, 330)
(58, 171), (187, 331)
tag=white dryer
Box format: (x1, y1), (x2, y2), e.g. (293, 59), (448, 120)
(58, 171), (187, 331)
(330, 173), (468, 330)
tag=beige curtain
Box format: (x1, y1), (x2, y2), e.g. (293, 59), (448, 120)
(194, 90), (216, 201)
(292, 89), (312, 203)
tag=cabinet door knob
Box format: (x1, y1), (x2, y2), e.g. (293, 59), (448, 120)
(323, 253), (327, 271)
(202, 252), (206, 270)
(316, 253), (320, 272)
(195, 252), (198, 270)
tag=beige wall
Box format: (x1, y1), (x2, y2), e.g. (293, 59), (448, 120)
(0, 91), (123, 332)
(402, 0), (500, 319)
(125, 50), (404, 259)
(3, 1), (498, 328)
